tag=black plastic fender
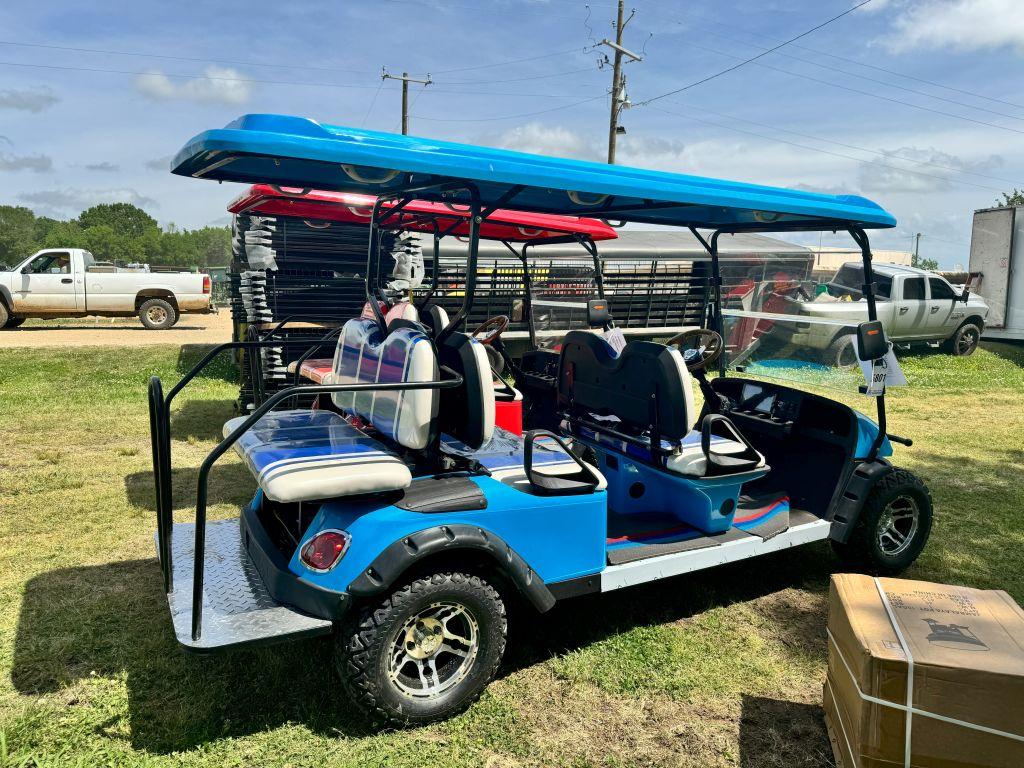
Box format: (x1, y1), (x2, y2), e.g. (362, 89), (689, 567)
(346, 524), (556, 613)
(828, 458), (894, 543)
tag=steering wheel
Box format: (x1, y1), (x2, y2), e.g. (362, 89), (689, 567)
(667, 328), (724, 372)
(471, 315), (510, 345)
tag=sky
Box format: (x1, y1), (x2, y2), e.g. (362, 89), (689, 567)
(1, 0), (1023, 268)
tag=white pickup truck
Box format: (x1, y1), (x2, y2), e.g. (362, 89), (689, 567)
(778, 262), (990, 366)
(0, 248), (211, 330)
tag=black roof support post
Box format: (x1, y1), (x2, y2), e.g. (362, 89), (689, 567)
(848, 226), (888, 460)
(709, 230), (726, 377)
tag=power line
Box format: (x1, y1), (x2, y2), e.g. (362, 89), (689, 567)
(666, 99), (1024, 187)
(440, 66), (598, 85)
(0, 38), (375, 76)
(681, 35), (1024, 124)
(668, 46), (1024, 137)
(0, 59), (596, 100)
(655, 8), (1024, 112)
(430, 47), (587, 75)
(411, 93), (606, 123)
(636, 0), (875, 107)
(648, 103), (1006, 193)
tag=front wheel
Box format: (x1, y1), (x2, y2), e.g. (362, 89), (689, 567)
(5, 316), (25, 328)
(832, 468), (932, 574)
(336, 572), (507, 727)
(825, 333), (858, 369)
(138, 298), (178, 330)
(943, 322), (981, 356)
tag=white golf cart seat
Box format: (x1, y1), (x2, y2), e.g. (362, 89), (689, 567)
(225, 317), (439, 502)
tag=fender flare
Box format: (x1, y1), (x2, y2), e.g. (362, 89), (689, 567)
(828, 458), (894, 543)
(346, 524), (556, 613)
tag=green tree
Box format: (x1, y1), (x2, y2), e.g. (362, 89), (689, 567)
(0, 205), (39, 266)
(912, 254), (939, 272)
(996, 189), (1024, 207)
(78, 202), (158, 238)
(41, 220), (85, 250)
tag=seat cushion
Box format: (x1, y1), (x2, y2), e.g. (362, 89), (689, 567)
(287, 358), (334, 384)
(570, 420), (763, 478)
(441, 428), (607, 491)
(224, 409), (412, 503)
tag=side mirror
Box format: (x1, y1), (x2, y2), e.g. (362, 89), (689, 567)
(960, 287), (970, 303)
(587, 298), (610, 328)
(856, 320), (888, 361)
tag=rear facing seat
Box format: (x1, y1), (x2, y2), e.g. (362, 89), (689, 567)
(225, 317), (439, 503)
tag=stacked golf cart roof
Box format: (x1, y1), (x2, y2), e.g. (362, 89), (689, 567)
(228, 190), (416, 410)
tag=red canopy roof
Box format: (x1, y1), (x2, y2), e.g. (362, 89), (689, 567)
(228, 184), (617, 243)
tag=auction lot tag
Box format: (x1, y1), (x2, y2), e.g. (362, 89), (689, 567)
(858, 341), (907, 396)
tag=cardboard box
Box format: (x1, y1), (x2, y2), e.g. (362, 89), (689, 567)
(823, 574), (1024, 768)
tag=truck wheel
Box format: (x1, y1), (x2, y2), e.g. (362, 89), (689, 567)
(832, 468), (932, 575)
(336, 572), (507, 727)
(825, 334), (858, 368)
(0, 302), (8, 328)
(4, 316), (25, 328)
(942, 322), (981, 356)
(138, 298), (178, 330)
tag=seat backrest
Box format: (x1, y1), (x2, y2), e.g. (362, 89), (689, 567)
(385, 300), (419, 326)
(422, 304), (450, 338)
(436, 332), (495, 449)
(331, 318), (439, 450)
(557, 330), (696, 440)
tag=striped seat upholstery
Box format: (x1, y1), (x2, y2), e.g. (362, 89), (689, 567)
(227, 318), (440, 502)
(223, 409), (411, 503)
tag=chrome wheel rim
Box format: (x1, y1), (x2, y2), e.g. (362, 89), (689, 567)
(387, 601), (479, 699)
(957, 328), (978, 355)
(147, 306), (168, 324)
(876, 495), (920, 556)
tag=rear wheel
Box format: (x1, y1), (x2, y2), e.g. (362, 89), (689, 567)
(336, 571), (507, 727)
(825, 333), (858, 368)
(942, 322), (981, 357)
(138, 298), (177, 330)
(832, 468), (932, 574)
(5, 316), (25, 328)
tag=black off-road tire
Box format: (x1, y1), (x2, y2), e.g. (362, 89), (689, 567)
(0, 302), (9, 328)
(942, 322), (981, 357)
(4, 316), (25, 328)
(825, 333), (858, 368)
(832, 468), (932, 574)
(335, 571), (507, 727)
(138, 298), (178, 330)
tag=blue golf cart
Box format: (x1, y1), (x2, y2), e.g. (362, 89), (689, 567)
(148, 114), (932, 726)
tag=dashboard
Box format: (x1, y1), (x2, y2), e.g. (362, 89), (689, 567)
(712, 378), (854, 446)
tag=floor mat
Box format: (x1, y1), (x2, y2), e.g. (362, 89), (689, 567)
(607, 526), (750, 565)
(606, 509), (752, 566)
(735, 494), (791, 540)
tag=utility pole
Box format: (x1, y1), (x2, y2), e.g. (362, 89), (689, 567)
(382, 69), (432, 135)
(598, 1), (642, 164)
(913, 232), (922, 265)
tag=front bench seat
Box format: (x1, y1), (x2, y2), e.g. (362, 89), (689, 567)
(223, 409), (411, 503)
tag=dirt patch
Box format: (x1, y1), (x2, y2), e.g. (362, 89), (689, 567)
(1, 312), (232, 348)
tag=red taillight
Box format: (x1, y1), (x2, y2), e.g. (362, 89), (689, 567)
(299, 530), (350, 572)
(202, 275), (212, 294)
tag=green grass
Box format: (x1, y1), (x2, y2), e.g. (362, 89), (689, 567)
(0, 342), (1022, 767)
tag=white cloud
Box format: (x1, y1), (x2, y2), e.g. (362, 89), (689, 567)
(858, 145), (1001, 193)
(135, 66), (251, 105)
(0, 153), (53, 173)
(492, 123), (602, 160)
(0, 86), (60, 113)
(880, 0), (1024, 53)
(20, 188), (158, 217)
(84, 161), (120, 172)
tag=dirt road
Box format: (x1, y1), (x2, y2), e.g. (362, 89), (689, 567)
(0, 312), (233, 348)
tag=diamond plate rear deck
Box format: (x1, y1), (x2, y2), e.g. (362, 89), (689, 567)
(163, 518), (333, 651)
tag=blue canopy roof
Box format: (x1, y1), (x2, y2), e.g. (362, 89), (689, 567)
(172, 113), (896, 231)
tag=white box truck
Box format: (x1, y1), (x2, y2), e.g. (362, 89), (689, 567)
(968, 205), (1024, 341)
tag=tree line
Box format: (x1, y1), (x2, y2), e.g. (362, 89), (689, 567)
(0, 202), (230, 270)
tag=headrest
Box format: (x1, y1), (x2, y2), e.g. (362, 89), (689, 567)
(423, 304), (450, 338)
(436, 333), (494, 450)
(557, 331), (695, 439)
(385, 301), (418, 326)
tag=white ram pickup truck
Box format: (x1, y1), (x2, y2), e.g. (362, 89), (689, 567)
(0, 248), (211, 330)
(778, 262), (990, 366)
